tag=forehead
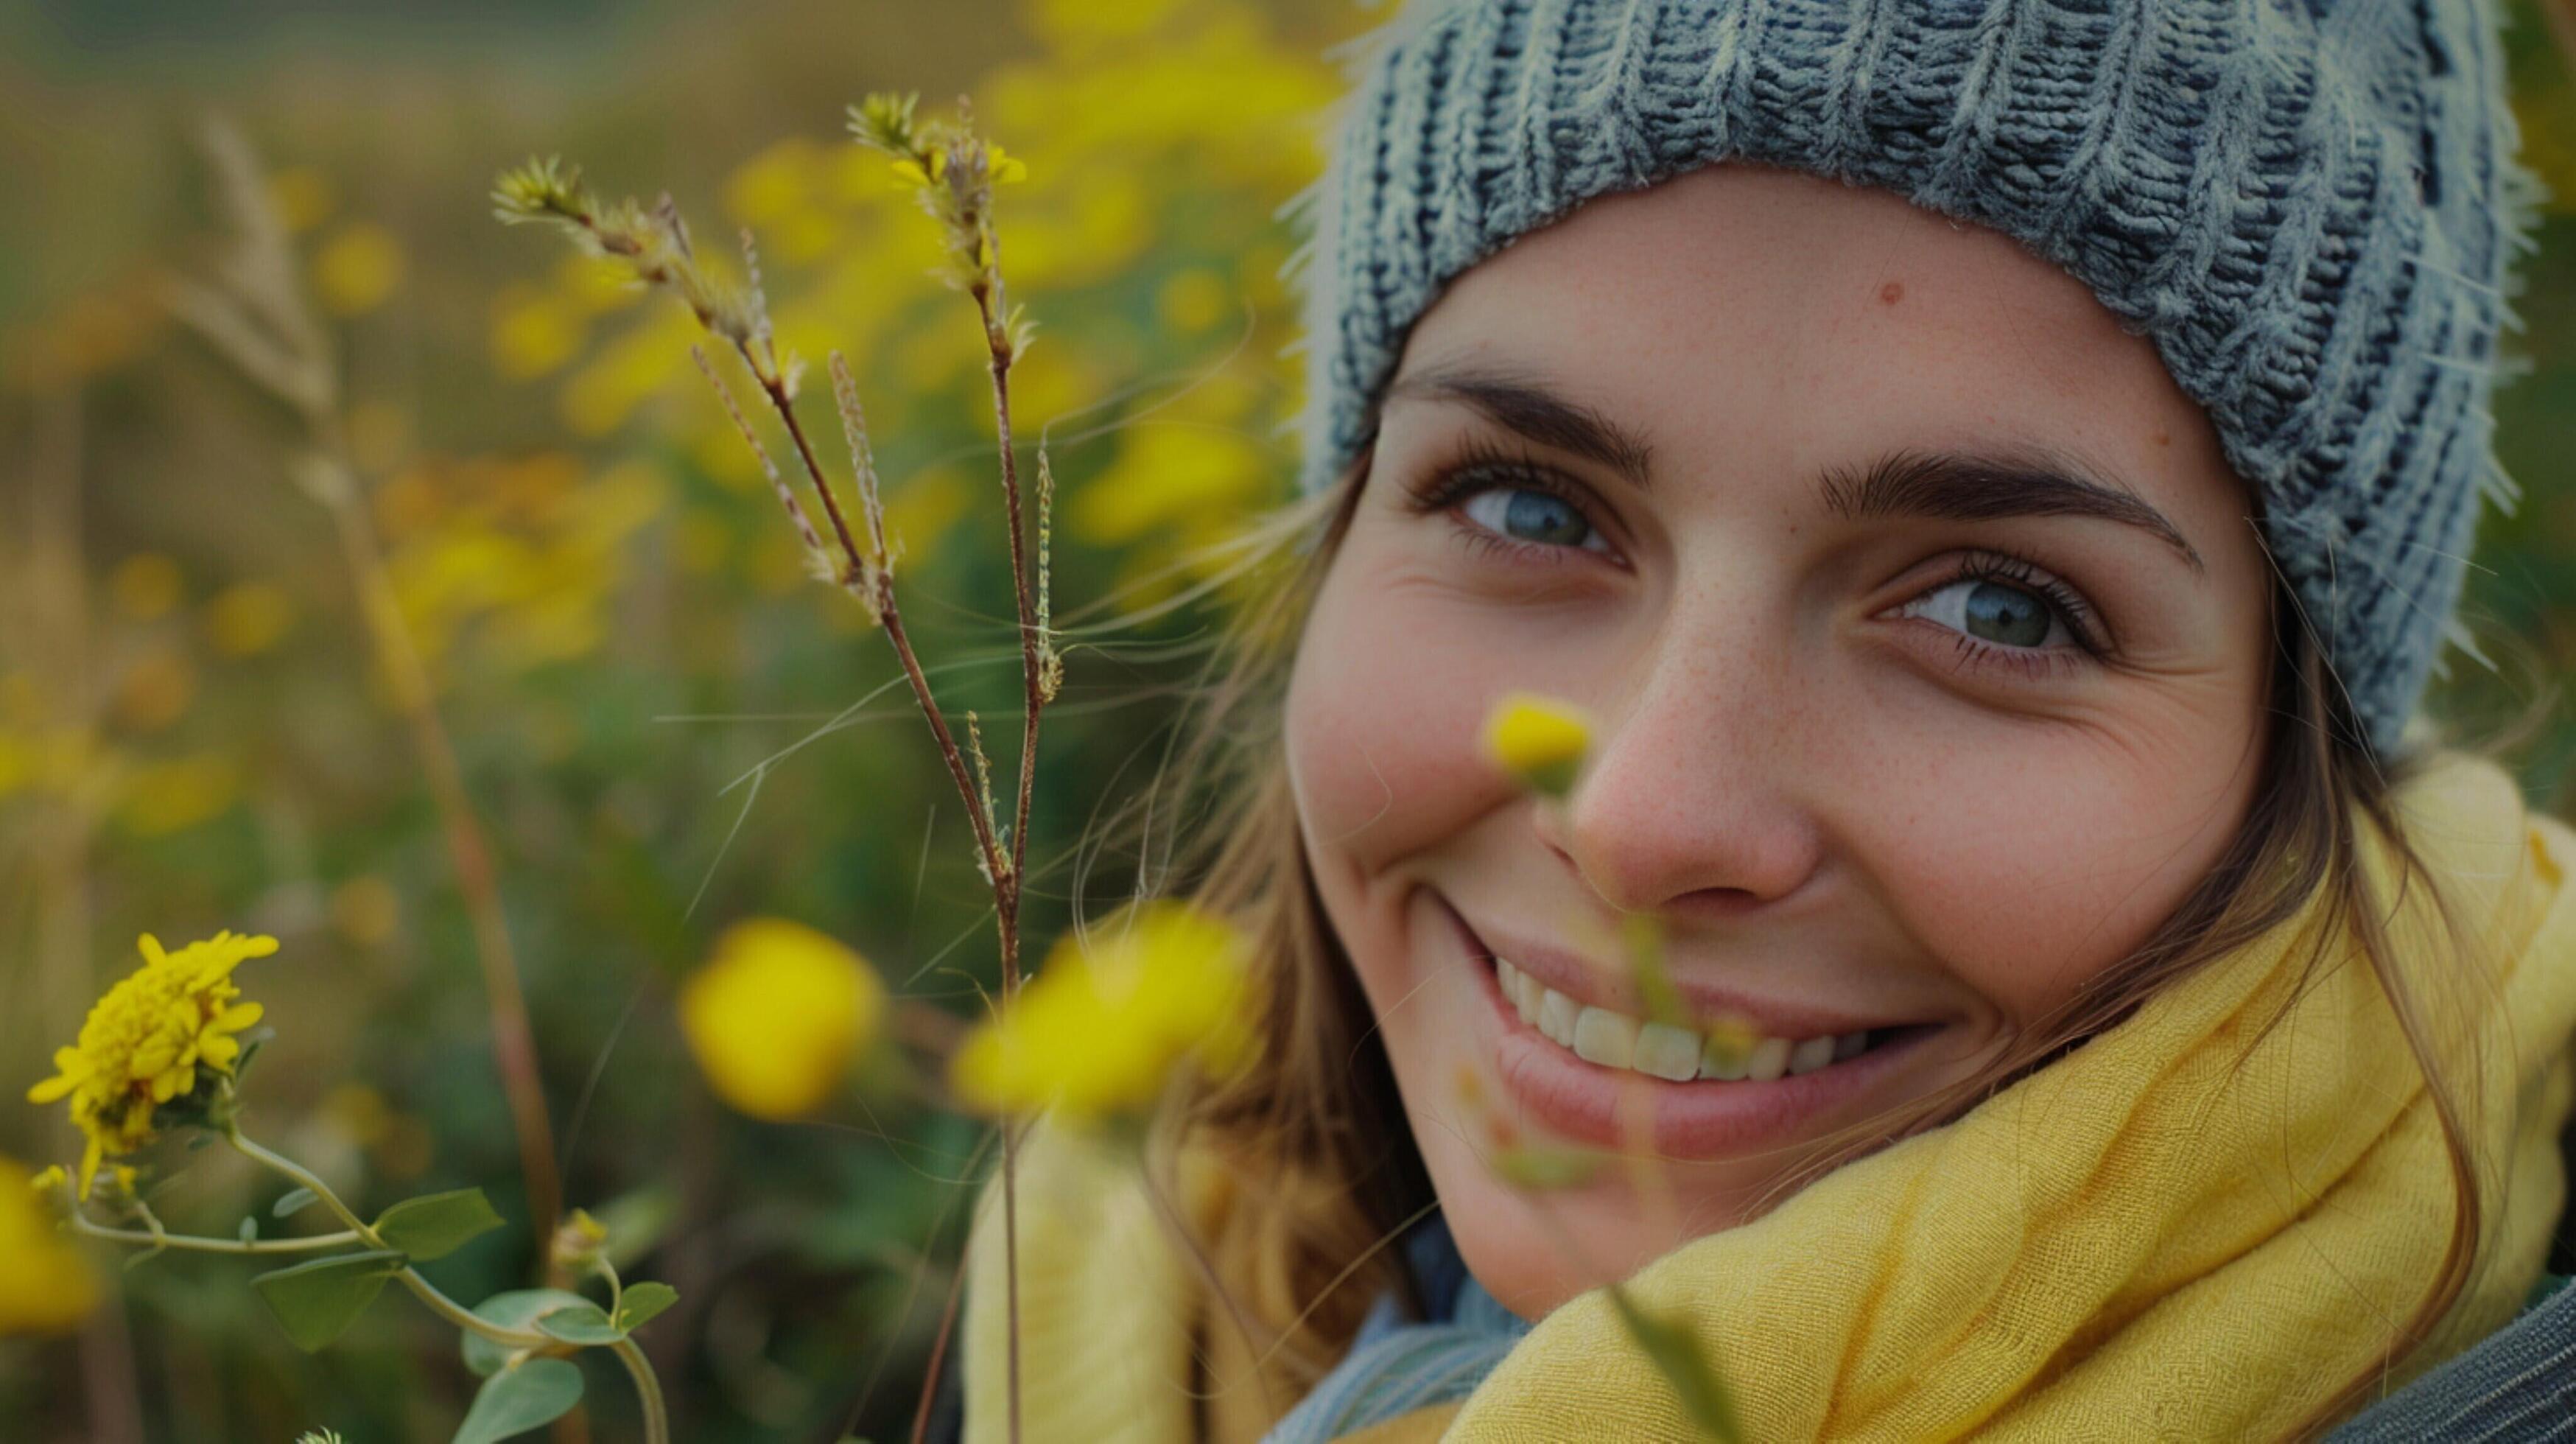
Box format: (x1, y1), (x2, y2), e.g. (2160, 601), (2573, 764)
(1394, 161), (2224, 488)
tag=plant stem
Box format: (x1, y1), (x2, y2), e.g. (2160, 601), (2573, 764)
(225, 1129), (674, 1441)
(734, 345), (1008, 892)
(69, 1217), (363, 1255)
(609, 1338), (670, 1444)
(311, 435), (562, 1251)
(173, 121), (563, 1256)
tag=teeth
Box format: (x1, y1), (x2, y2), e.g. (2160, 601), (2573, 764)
(1539, 988), (1581, 1048)
(1571, 1007), (1639, 1068)
(1633, 1023), (1702, 1082)
(1699, 1033), (1751, 1082)
(1504, 959), (1535, 1026)
(1490, 958), (1878, 1085)
(1743, 1037), (1792, 1082)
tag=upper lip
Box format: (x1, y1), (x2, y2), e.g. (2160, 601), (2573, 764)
(1445, 897), (1917, 1040)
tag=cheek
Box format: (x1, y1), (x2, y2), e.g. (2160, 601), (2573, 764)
(1849, 735), (2254, 1023)
(1281, 564), (1524, 869)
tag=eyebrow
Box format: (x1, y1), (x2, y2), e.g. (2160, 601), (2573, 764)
(1379, 364), (2205, 573)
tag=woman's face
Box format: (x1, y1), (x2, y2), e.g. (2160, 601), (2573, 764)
(1282, 163), (2275, 1319)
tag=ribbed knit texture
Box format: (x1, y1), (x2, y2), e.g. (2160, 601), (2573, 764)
(1280, 0), (2549, 753)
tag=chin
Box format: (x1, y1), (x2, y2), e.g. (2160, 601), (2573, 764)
(1408, 1098), (1774, 1322)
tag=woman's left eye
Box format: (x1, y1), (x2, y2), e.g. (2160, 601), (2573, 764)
(1898, 576), (2073, 651)
(1456, 485), (1614, 556)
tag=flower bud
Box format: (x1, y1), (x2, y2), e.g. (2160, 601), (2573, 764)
(678, 919), (885, 1122)
(551, 1207), (609, 1275)
(1481, 692), (1593, 799)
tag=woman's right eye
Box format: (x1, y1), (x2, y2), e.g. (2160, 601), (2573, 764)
(1455, 483), (1615, 557)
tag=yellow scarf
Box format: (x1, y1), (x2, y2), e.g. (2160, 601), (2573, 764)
(962, 753), (2576, 1441)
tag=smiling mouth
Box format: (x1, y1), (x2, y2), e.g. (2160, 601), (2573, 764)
(1487, 953), (1919, 1082)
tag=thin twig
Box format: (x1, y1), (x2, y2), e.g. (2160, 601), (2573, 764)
(178, 116), (562, 1253)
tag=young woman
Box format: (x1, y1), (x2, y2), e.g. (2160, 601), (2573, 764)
(955, 1), (2576, 1438)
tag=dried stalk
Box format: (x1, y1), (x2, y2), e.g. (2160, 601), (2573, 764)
(495, 102), (1062, 1438)
(172, 116), (562, 1250)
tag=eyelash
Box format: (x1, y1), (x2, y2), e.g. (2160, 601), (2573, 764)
(1397, 437), (1610, 568)
(1395, 444), (2115, 676)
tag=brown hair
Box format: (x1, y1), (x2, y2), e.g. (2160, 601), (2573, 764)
(1084, 455), (2510, 1435)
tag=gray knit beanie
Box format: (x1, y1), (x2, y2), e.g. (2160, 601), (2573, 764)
(1281, 0), (2549, 755)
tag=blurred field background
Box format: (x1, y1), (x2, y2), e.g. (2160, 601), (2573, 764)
(1, 1), (2572, 1440)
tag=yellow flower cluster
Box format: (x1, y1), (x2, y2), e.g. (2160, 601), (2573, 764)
(886, 144), (1028, 192)
(26, 931), (276, 1196)
(678, 918), (886, 1121)
(950, 900), (1256, 1123)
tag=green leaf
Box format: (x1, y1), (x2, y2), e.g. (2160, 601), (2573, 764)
(535, 1301), (622, 1346)
(273, 1187), (319, 1219)
(238, 1216), (259, 1243)
(252, 1250), (407, 1352)
(612, 1281), (678, 1333)
(460, 1289), (592, 1377)
(374, 1188), (504, 1262)
(1603, 1283), (1743, 1444)
(452, 1357), (584, 1444)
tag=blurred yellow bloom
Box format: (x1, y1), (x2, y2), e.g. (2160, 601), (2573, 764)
(330, 875), (401, 948)
(264, 165), (335, 234)
(204, 582), (295, 658)
(950, 900), (1257, 1123)
(313, 221), (406, 317)
(1156, 267), (1232, 333)
(116, 753), (241, 837)
(489, 284), (586, 379)
(678, 919), (885, 1121)
(110, 553), (183, 621)
(989, 144), (1028, 184)
(27, 931), (276, 1197)
(1482, 693), (1594, 799)
(1070, 424), (1266, 546)
(0, 1155), (96, 1336)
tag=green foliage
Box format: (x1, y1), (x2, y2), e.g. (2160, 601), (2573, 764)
(533, 1300), (623, 1345)
(613, 1280), (679, 1332)
(251, 1250), (407, 1352)
(452, 1357), (585, 1444)
(459, 1289), (594, 1377)
(371, 1188), (504, 1262)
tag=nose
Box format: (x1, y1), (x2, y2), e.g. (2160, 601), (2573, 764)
(1529, 633), (1825, 922)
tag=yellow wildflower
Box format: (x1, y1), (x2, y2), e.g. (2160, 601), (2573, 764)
(26, 931), (275, 1197)
(0, 1155), (96, 1336)
(313, 221), (407, 317)
(888, 149), (947, 190)
(1481, 692), (1595, 799)
(950, 900), (1257, 1123)
(204, 581), (296, 657)
(988, 144), (1028, 184)
(678, 919), (885, 1121)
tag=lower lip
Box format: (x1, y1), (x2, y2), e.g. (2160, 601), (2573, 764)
(1440, 895), (1934, 1160)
